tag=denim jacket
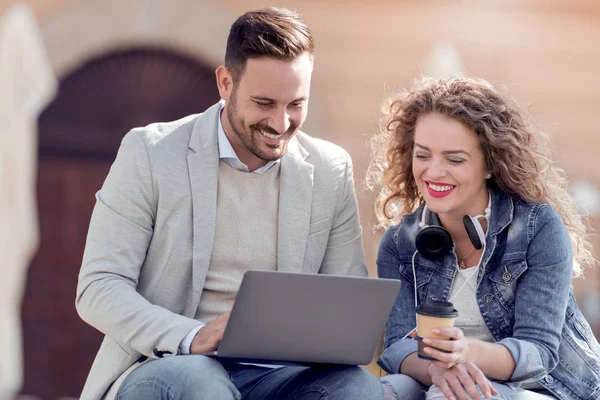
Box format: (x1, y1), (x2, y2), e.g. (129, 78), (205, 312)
(377, 185), (600, 400)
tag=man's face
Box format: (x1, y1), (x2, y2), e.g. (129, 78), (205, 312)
(217, 53), (313, 172)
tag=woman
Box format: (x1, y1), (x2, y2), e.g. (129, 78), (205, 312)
(368, 76), (600, 400)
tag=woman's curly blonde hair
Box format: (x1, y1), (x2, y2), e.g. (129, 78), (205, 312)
(367, 76), (594, 277)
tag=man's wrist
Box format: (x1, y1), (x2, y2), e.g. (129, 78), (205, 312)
(179, 324), (204, 355)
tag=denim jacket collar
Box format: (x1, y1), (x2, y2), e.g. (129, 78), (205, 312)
(487, 184), (514, 238)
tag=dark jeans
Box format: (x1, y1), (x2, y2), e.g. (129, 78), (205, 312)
(116, 355), (383, 400)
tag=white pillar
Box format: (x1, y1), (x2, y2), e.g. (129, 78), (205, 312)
(0, 4), (57, 398)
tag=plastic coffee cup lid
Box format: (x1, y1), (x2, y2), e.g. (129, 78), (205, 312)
(416, 300), (458, 318)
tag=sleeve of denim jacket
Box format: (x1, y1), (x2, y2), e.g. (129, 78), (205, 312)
(497, 205), (573, 384)
(376, 226), (419, 374)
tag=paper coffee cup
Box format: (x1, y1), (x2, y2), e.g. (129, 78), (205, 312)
(416, 300), (458, 360)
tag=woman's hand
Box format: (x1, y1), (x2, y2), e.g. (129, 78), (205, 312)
(422, 327), (472, 369)
(428, 362), (498, 400)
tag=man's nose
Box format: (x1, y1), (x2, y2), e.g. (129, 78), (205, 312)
(269, 108), (291, 135)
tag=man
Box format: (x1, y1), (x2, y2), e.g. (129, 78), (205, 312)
(76, 7), (382, 400)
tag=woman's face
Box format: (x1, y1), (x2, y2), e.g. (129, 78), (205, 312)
(412, 112), (489, 219)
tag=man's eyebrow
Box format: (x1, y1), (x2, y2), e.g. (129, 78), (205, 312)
(250, 96), (308, 103)
(251, 96), (275, 102)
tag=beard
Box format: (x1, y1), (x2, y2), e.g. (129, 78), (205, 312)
(225, 89), (300, 162)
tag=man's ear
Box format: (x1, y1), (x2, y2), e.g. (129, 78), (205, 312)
(215, 65), (233, 101)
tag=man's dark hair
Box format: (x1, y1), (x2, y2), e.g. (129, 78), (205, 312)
(225, 7), (314, 84)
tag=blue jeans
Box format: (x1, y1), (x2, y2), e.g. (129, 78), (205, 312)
(379, 374), (555, 400)
(116, 356), (383, 400)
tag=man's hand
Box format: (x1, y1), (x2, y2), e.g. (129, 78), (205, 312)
(190, 311), (231, 354)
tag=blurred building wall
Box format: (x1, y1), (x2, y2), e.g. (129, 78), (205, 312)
(26, 0), (600, 281)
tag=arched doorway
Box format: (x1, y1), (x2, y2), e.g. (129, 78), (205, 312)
(21, 47), (220, 398)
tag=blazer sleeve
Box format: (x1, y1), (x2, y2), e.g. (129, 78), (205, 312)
(75, 130), (199, 358)
(318, 152), (368, 277)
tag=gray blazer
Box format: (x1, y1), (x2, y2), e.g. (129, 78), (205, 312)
(76, 102), (368, 399)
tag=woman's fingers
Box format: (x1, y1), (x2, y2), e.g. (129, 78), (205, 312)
(432, 361), (499, 400)
(465, 362), (493, 399)
(422, 337), (460, 352)
(423, 345), (458, 366)
(455, 365), (483, 400)
(433, 327), (464, 340)
(447, 374), (472, 400)
(435, 379), (457, 400)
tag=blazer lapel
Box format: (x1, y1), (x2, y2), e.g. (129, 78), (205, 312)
(184, 102), (221, 317)
(184, 107), (314, 313)
(277, 137), (314, 273)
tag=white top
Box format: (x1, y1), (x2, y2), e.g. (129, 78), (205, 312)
(449, 266), (495, 342)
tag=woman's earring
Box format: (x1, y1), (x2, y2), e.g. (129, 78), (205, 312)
(485, 173), (492, 179)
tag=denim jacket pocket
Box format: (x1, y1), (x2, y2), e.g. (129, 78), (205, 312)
(399, 260), (434, 305)
(488, 254), (527, 313)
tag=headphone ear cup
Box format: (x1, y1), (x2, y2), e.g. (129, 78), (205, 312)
(415, 226), (453, 259)
(463, 215), (485, 250)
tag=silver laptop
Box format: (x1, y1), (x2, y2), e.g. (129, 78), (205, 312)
(204, 270), (401, 366)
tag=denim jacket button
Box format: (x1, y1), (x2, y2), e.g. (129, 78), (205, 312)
(484, 294), (494, 302)
(544, 375), (554, 384)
